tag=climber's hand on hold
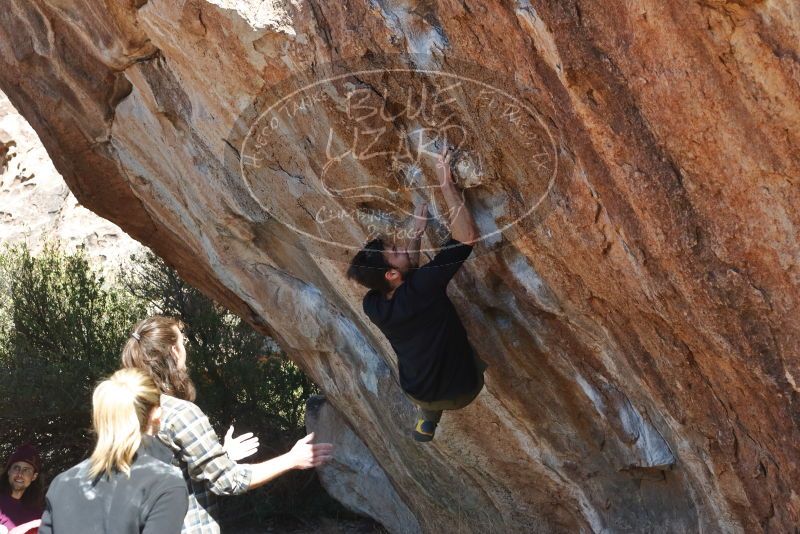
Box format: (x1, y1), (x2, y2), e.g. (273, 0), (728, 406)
(436, 141), (478, 244)
(436, 142), (455, 189)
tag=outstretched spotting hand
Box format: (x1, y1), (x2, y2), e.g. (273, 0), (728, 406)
(289, 432), (334, 469)
(223, 425), (259, 461)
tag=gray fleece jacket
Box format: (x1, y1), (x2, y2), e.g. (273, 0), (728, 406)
(39, 436), (188, 534)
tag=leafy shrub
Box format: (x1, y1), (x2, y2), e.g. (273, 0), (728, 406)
(0, 245), (341, 526)
(0, 244), (144, 474)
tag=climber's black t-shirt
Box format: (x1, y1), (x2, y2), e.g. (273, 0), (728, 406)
(363, 238), (479, 403)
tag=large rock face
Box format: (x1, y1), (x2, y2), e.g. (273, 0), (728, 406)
(0, 1), (798, 532)
(306, 395), (420, 534)
(0, 91), (141, 263)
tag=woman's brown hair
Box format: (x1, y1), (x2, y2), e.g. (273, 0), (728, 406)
(121, 316), (196, 402)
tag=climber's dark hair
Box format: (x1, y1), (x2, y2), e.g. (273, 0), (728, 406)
(347, 238), (393, 294)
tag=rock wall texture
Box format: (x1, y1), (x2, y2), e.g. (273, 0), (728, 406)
(306, 395), (420, 533)
(0, 1), (798, 532)
(0, 91), (141, 263)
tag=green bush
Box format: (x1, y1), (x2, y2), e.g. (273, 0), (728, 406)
(0, 244), (339, 526)
(0, 244), (145, 474)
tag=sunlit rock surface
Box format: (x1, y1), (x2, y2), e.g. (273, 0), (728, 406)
(306, 395), (420, 534)
(0, 91), (141, 264)
(0, 1), (798, 532)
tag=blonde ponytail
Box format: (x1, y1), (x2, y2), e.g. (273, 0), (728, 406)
(88, 368), (160, 479)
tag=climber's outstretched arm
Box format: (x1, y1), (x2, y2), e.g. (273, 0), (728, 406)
(437, 145), (478, 245)
(406, 202), (428, 267)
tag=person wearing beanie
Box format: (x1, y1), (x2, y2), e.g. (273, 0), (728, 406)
(0, 443), (44, 532)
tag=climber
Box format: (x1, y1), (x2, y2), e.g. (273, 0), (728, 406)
(347, 143), (487, 442)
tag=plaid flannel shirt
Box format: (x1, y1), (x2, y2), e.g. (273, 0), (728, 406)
(158, 394), (253, 534)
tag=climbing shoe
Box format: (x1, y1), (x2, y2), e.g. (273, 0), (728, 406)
(412, 418), (437, 442)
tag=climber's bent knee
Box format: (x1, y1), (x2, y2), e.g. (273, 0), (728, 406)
(409, 371), (485, 413)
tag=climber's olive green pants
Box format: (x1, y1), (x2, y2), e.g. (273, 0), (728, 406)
(409, 354), (488, 424)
